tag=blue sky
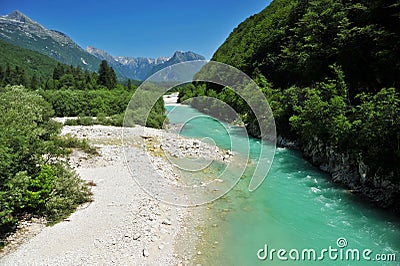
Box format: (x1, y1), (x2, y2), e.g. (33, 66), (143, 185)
(1, 0), (271, 59)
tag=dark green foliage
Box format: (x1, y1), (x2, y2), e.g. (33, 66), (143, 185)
(0, 86), (92, 243)
(180, 0), (400, 187)
(0, 64), (28, 87)
(64, 114), (124, 127)
(1, 57), (165, 129)
(212, 0), (400, 92)
(0, 39), (60, 85)
(42, 163), (91, 224)
(38, 61), (168, 128)
(40, 88), (132, 117)
(147, 96), (168, 129)
(353, 88), (400, 178)
(124, 90), (167, 129)
(127, 79), (133, 91)
(98, 60), (117, 90)
(52, 63), (65, 80)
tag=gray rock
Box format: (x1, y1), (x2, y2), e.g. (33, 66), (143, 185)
(143, 248), (150, 257)
(162, 219), (172, 225)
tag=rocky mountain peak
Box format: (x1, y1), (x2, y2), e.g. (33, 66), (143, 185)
(85, 46), (205, 80)
(0, 11), (101, 73)
(4, 10), (36, 24)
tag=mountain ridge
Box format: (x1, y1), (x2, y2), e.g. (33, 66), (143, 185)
(0, 11), (205, 81)
(0, 11), (102, 73)
(86, 46), (205, 80)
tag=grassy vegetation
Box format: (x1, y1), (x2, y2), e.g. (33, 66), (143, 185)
(56, 134), (99, 156)
(64, 114), (124, 127)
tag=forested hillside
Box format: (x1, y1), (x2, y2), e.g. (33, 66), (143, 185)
(0, 11), (102, 74)
(0, 39), (60, 85)
(213, 0), (400, 91)
(179, 0), (400, 212)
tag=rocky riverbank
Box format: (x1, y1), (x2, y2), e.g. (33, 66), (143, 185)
(0, 124), (221, 265)
(277, 135), (400, 214)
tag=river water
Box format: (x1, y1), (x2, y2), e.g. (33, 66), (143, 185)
(166, 104), (400, 265)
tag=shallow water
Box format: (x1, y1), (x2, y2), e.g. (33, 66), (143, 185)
(166, 105), (400, 265)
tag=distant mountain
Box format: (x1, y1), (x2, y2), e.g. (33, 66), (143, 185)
(0, 11), (102, 73)
(86, 46), (205, 80)
(0, 10), (205, 81)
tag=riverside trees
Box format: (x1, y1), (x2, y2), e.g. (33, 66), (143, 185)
(0, 86), (92, 244)
(178, 0), (400, 208)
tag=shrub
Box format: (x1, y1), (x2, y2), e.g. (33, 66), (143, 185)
(0, 86), (92, 243)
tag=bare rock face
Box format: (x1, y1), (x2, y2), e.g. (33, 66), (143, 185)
(298, 137), (400, 212)
(86, 46), (205, 80)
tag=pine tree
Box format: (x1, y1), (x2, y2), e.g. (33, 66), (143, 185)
(98, 60), (109, 88)
(98, 60), (117, 89)
(14, 66), (27, 86)
(53, 63), (64, 80)
(74, 65), (82, 80)
(109, 67), (117, 89)
(127, 79), (132, 90)
(4, 64), (11, 84)
(30, 74), (39, 89)
(0, 65), (3, 85)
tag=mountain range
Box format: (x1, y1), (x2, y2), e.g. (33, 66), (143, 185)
(0, 11), (101, 73)
(86, 46), (205, 80)
(0, 11), (205, 80)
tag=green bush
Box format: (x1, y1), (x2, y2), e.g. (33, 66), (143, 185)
(64, 119), (78, 126)
(77, 116), (95, 126)
(0, 85), (92, 243)
(43, 164), (91, 224)
(65, 114), (124, 127)
(40, 89), (133, 117)
(56, 134), (99, 155)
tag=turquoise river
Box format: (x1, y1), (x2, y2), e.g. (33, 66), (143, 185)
(166, 104), (400, 266)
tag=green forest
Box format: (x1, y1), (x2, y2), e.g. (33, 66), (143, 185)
(0, 39), (60, 82)
(179, 0), (400, 211)
(0, 53), (167, 243)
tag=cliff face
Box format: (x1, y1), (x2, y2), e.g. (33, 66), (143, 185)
(278, 136), (400, 213)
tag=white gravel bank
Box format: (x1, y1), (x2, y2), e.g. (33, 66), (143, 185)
(0, 125), (211, 266)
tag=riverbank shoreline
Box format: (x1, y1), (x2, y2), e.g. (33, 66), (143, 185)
(276, 134), (400, 215)
(0, 124), (213, 265)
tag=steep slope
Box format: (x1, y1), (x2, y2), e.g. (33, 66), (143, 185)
(182, 0), (400, 212)
(0, 11), (101, 73)
(212, 0), (400, 91)
(86, 46), (205, 80)
(0, 38), (60, 80)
